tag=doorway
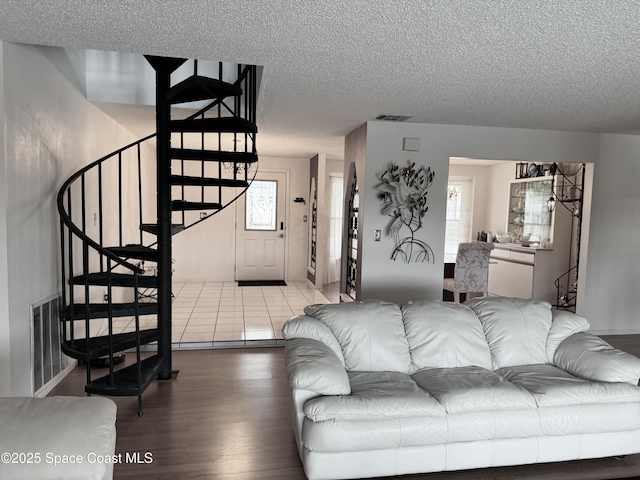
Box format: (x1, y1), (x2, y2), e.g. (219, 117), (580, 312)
(235, 171), (287, 281)
(447, 158), (593, 312)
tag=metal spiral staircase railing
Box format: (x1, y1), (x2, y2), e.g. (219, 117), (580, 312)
(552, 163), (586, 312)
(57, 56), (258, 415)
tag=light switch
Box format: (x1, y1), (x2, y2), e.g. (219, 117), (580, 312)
(303, 215), (308, 222)
(374, 230), (381, 241)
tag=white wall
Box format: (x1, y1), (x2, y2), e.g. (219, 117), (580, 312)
(171, 202), (236, 282)
(172, 155), (310, 282)
(1, 43), (143, 396)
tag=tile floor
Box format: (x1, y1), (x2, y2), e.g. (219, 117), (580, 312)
(98, 281), (331, 349)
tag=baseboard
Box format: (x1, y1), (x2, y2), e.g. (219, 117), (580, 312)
(340, 293), (355, 303)
(592, 329), (640, 336)
(36, 359), (78, 398)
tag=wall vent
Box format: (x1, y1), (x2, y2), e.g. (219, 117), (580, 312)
(375, 114), (412, 122)
(31, 294), (71, 396)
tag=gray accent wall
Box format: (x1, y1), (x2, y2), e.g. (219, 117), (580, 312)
(0, 42), (12, 396)
(346, 121), (640, 334)
(585, 134), (640, 334)
(350, 121), (451, 303)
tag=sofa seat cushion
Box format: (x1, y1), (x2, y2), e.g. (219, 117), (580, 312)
(497, 364), (640, 407)
(466, 297), (552, 369)
(412, 366), (536, 413)
(301, 403), (640, 453)
(304, 300), (412, 374)
(303, 371), (445, 422)
(401, 301), (492, 370)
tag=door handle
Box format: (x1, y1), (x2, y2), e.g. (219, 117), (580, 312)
(278, 233), (285, 238)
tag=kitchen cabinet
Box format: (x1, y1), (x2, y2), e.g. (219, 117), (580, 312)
(488, 243), (568, 304)
(489, 246), (537, 299)
(507, 179), (554, 244)
(488, 174), (575, 305)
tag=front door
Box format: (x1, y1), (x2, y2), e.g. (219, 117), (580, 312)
(235, 171), (286, 281)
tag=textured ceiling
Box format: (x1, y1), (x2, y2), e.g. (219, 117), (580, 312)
(1, 1), (640, 159)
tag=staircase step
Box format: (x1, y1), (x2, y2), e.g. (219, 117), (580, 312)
(62, 329), (160, 361)
(140, 223), (185, 235)
(107, 245), (158, 262)
(172, 200), (222, 211)
(167, 75), (242, 105)
(85, 354), (164, 397)
(170, 117), (257, 134)
(62, 302), (158, 321)
(170, 148), (258, 164)
(71, 272), (157, 288)
(170, 175), (249, 188)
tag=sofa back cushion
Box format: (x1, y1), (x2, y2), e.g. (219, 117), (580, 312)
(402, 301), (491, 370)
(466, 297), (552, 369)
(304, 300), (412, 374)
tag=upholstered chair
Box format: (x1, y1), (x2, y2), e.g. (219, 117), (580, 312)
(443, 242), (495, 302)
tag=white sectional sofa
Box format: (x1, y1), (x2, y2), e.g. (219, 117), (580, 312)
(0, 396), (117, 480)
(282, 297), (640, 480)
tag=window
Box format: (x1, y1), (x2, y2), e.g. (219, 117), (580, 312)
(245, 180), (277, 230)
(444, 179), (473, 262)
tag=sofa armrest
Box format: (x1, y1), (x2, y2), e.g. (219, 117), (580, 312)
(554, 332), (640, 384)
(282, 315), (345, 366)
(546, 310), (590, 362)
(285, 338), (351, 395)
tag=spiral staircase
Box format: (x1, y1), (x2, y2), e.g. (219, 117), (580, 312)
(57, 56), (258, 414)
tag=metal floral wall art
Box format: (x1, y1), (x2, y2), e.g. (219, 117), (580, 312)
(376, 160), (435, 263)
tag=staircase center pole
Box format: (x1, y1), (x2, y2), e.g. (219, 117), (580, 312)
(155, 64), (173, 380)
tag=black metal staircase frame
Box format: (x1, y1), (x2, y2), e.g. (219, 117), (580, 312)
(552, 163), (586, 311)
(57, 57), (258, 414)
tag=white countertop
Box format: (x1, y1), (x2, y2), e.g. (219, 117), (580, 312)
(492, 242), (552, 252)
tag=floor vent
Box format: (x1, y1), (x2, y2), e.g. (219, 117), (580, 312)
(31, 294), (70, 396)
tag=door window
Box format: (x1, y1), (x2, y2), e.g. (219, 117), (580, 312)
(245, 180), (277, 230)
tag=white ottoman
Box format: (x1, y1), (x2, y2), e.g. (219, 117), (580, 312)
(0, 396), (117, 480)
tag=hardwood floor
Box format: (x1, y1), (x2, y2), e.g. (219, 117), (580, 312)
(49, 336), (640, 480)
(51, 348), (303, 479)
